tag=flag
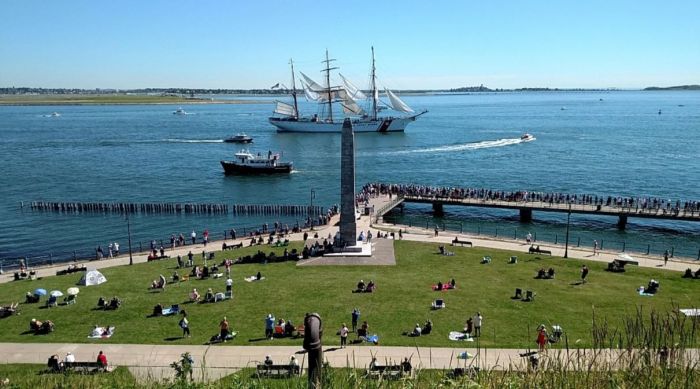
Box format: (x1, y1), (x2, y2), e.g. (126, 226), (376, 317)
(270, 83), (280, 90)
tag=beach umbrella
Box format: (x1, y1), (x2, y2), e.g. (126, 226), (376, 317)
(50, 290), (63, 297)
(67, 287), (79, 296)
(33, 288), (47, 296)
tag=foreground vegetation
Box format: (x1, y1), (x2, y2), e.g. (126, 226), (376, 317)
(0, 240), (697, 349)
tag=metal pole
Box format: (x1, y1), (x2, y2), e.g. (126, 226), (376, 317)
(564, 204), (571, 258)
(127, 211), (134, 266)
(303, 313), (323, 389)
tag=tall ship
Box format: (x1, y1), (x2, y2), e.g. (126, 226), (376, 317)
(269, 48), (427, 133)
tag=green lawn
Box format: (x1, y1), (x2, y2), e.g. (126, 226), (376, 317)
(0, 241), (697, 348)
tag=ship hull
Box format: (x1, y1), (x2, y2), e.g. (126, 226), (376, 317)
(269, 114), (421, 133)
(220, 161), (292, 175)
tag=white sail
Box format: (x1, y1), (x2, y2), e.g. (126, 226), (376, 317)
(384, 88), (414, 113)
(339, 74), (367, 101)
(299, 72), (325, 92)
(341, 97), (365, 115)
(274, 101), (297, 117)
(300, 80), (322, 102)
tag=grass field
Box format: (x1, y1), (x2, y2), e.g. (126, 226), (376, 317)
(0, 94), (260, 105)
(0, 241), (697, 348)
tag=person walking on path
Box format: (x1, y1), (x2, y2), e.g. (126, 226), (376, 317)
(179, 311), (190, 337)
(191, 230), (197, 245)
(351, 308), (360, 332)
(473, 312), (482, 337)
(581, 265), (589, 284)
(434, 226), (439, 237)
(593, 240), (599, 256)
(664, 250), (669, 266)
(537, 325), (548, 352)
(225, 277), (233, 298)
(340, 323), (349, 348)
(398, 229), (403, 240)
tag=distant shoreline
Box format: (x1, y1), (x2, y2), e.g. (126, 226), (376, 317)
(0, 95), (267, 106)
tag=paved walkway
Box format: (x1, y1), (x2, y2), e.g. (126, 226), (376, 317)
(4, 342), (697, 383)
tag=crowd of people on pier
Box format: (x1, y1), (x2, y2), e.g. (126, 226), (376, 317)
(361, 183), (700, 216)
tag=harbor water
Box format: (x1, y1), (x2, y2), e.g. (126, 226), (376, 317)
(1, 91), (699, 264)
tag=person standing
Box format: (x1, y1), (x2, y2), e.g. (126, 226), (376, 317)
(96, 351), (108, 369)
(187, 251), (194, 267)
(179, 311), (190, 337)
(593, 240), (599, 255)
(265, 314), (275, 339)
(473, 312), (482, 337)
(536, 325), (548, 351)
(434, 226), (439, 237)
(351, 308), (360, 332)
(398, 229), (403, 240)
(113, 242), (120, 256)
(581, 265), (589, 284)
(664, 250), (669, 266)
(108, 243), (114, 258)
(225, 277), (233, 298)
(340, 323), (349, 348)
(191, 230), (197, 245)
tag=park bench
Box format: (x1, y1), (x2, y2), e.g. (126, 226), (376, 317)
(367, 364), (411, 379)
(256, 364), (300, 378)
(528, 246), (552, 255)
(64, 361), (109, 373)
(451, 238), (473, 247)
(223, 242), (243, 250)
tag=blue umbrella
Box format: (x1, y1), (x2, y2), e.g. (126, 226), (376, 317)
(33, 288), (47, 296)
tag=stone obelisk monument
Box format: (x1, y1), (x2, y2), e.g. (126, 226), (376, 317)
(339, 118), (357, 246)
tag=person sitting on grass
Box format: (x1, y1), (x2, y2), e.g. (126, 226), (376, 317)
(47, 354), (61, 372)
(422, 319), (433, 335)
(547, 268), (555, 279)
(152, 303), (163, 317)
(190, 288), (200, 302)
(356, 280), (366, 292)
(436, 281), (443, 291)
(405, 323), (421, 337)
(464, 317), (473, 336)
(284, 320), (295, 337)
(108, 296), (121, 309)
(683, 268), (694, 278)
(204, 288), (215, 303)
(366, 280), (376, 293)
(97, 296), (106, 308)
(172, 271), (180, 282)
(357, 321), (369, 339)
(449, 278), (456, 289)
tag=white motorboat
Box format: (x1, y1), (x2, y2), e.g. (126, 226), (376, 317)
(521, 133), (535, 142)
(173, 107), (187, 115)
(220, 150), (292, 175)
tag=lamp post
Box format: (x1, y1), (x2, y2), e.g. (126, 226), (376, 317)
(126, 210), (134, 266)
(310, 188), (316, 230)
(564, 203), (571, 258)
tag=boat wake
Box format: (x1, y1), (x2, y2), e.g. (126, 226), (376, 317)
(163, 138), (224, 143)
(380, 137), (534, 155)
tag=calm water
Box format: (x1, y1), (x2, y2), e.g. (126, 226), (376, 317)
(1, 91), (699, 263)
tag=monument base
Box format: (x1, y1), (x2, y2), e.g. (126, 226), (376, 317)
(324, 243), (373, 257)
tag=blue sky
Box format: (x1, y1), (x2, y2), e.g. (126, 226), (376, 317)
(1, 0), (698, 89)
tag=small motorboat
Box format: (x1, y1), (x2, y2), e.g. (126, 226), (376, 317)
(49, 112), (61, 117)
(173, 107), (187, 115)
(220, 150), (292, 175)
(521, 133), (535, 142)
(224, 133), (253, 143)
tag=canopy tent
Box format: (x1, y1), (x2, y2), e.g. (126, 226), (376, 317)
(78, 269), (107, 286)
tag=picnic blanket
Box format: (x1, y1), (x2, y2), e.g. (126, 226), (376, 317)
(88, 326), (115, 339)
(162, 306), (180, 316)
(244, 276), (266, 282)
(638, 287), (654, 296)
(680, 309), (700, 317)
(449, 331), (474, 342)
(365, 334), (379, 344)
(209, 331), (237, 343)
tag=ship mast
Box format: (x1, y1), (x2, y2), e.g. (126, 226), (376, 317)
(289, 59), (299, 119)
(371, 46), (378, 120)
(322, 49), (338, 122)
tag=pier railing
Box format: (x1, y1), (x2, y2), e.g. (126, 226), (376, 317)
(383, 214), (700, 261)
(0, 218), (331, 273)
